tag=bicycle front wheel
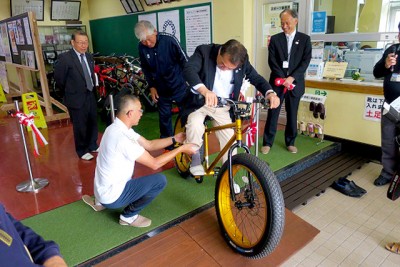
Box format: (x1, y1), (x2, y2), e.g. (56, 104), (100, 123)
(173, 116), (191, 178)
(215, 153), (285, 258)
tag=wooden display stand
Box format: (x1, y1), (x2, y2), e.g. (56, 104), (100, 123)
(0, 12), (69, 122)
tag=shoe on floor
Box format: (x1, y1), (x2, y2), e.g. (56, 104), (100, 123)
(190, 165), (205, 176)
(331, 180), (363, 198)
(261, 146), (270, 154)
(287, 146), (298, 153)
(340, 177), (367, 194)
(82, 195), (105, 211)
(119, 215), (151, 227)
(81, 153), (94, 161)
(386, 242), (400, 254)
(374, 175), (391, 186)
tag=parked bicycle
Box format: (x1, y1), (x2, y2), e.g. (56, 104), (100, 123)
(173, 96), (285, 258)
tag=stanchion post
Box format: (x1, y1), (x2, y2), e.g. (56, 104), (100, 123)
(109, 94), (115, 123)
(14, 100), (49, 192)
(255, 101), (260, 157)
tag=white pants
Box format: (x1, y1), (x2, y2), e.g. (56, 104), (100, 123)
(184, 105), (234, 163)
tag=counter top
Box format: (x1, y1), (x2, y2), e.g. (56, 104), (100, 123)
(306, 78), (383, 95)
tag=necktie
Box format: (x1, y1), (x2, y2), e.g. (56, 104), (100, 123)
(80, 54), (93, 91)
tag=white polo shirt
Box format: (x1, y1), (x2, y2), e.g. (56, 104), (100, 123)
(94, 118), (145, 204)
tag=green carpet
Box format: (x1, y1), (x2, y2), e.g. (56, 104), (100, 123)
(22, 132), (333, 266)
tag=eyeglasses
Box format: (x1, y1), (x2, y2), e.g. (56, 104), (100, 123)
(126, 109), (144, 115)
(75, 41), (89, 46)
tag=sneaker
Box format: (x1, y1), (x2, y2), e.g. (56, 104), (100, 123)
(261, 146), (271, 154)
(287, 146), (298, 153)
(82, 195), (105, 211)
(119, 215), (151, 227)
(190, 165), (205, 176)
(81, 153), (94, 161)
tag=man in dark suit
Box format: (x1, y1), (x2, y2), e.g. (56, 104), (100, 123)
(183, 39), (280, 176)
(262, 9), (312, 154)
(54, 30), (98, 160)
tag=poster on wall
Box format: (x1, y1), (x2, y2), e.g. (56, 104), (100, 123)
(138, 13), (157, 31)
(0, 23), (12, 62)
(263, 2), (295, 47)
(22, 17), (32, 45)
(7, 21), (19, 55)
(158, 10), (181, 42)
(364, 95), (384, 122)
(184, 5), (211, 56)
(312, 11), (327, 34)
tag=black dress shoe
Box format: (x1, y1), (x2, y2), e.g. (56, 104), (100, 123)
(374, 175), (391, 186)
(340, 177), (367, 194)
(331, 179), (364, 198)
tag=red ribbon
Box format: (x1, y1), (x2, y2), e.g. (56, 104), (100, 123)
(11, 111), (48, 157)
(275, 78), (295, 94)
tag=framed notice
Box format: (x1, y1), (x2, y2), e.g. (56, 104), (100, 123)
(323, 62), (348, 79)
(11, 0), (44, 21)
(144, 0), (161, 6)
(51, 0), (81, 21)
(121, 0), (144, 13)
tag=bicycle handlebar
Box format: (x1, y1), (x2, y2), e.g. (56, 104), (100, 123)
(217, 96), (270, 117)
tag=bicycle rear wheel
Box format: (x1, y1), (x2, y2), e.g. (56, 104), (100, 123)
(215, 153), (285, 258)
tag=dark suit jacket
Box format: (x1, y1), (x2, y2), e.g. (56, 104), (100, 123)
(183, 43), (272, 112)
(54, 49), (95, 109)
(268, 31), (311, 97)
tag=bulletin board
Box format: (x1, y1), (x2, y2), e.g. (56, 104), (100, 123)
(0, 13), (36, 67)
(10, 0), (44, 21)
(89, 2), (212, 57)
(0, 12), (68, 121)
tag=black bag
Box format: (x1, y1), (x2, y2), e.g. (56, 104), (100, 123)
(387, 173), (400, 201)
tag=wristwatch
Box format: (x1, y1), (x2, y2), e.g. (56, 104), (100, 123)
(172, 137), (177, 146)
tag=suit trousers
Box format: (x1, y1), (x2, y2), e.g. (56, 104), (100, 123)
(263, 91), (300, 147)
(67, 90), (98, 157)
(380, 112), (400, 179)
(185, 105), (233, 163)
(157, 91), (186, 146)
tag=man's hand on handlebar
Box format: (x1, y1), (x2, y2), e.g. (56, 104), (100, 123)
(266, 92), (280, 108)
(198, 86), (218, 107)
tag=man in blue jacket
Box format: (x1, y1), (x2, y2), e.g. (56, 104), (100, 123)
(135, 20), (189, 150)
(0, 203), (67, 266)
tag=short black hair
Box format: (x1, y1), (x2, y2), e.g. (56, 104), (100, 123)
(72, 30), (88, 41)
(220, 39), (248, 66)
(116, 94), (139, 116)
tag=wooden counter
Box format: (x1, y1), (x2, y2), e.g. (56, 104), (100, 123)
(305, 78), (383, 95)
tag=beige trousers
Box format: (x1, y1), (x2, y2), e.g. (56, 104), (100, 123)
(184, 105), (234, 163)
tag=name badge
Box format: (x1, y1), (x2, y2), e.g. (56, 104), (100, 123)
(283, 61), (289, 68)
(390, 73), (400, 82)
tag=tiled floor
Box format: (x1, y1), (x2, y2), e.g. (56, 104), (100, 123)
(284, 162), (400, 267)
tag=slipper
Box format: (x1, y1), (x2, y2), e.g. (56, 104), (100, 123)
(316, 103), (326, 120)
(309, 101), (316, 111)
(307, 122), (315, 137)
(386, 242), (400, 254)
